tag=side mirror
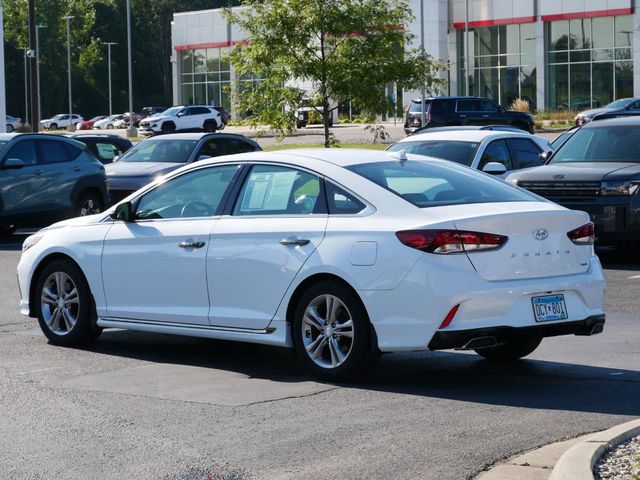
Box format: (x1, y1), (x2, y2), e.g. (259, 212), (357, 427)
(2, 158), (25, 169)
(110, 201), (134, 222)
(177, 112), (185, 117)
(482, 162), (507, 175)
(539, 151), (553, 164)
(113, 154), (121, 163)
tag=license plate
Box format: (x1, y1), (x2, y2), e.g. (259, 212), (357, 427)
(531, 294), (568, 322)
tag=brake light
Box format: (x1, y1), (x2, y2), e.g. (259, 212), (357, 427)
(567, 222), (594, 245)
(439, 304), (460, 329)
(395, 229), (508, 254)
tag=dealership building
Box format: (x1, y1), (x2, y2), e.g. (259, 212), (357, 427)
(171, 0), (639, 115)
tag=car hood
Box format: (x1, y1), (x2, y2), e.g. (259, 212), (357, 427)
(576, 108), (607, 118)
(105, 162), (183, 177)
(508, 162), (640, 182)
(43, 212), (108, 232)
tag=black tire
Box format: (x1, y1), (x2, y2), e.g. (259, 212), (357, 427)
(76, 192), (104, 217)
(106, 124), (114, 130)
(6, 124), (13, 133)
(161, 122), (176, 134)
(0, 225), (17, 235)
(35, 259), (102, 347)
(292, 280), (374, 381)
(49, 123), (58, 130)
(475, 336), (542, 362)
(203, 120), (217, 133)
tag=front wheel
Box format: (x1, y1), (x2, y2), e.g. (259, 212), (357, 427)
(35, 260), (102, 347)
(475, 336), (541, 362)
(49, 123), (58, 130)
(161, 122), (175, 134)
(6, 124), (13, 133)
(76, 192), (104, 217)
(292, 280), (373, 380)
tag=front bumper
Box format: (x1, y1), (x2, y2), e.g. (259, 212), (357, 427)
(428, 315), (605, 350)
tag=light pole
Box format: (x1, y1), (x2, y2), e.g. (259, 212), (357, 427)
(0, 3), (6, 134)
(63, 15), (75, 132)
(36, 25), (45, 125)
(23, 48), (29, 127)
(125, 0), (137, 137)
(101, 42), (117, 116)
(465, 0), (470, 96)
(419, 0), (426, 126)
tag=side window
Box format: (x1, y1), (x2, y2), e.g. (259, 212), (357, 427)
(196, 139), (222, 159)
(233, 164), (323, 216)
(4, 140), (37, 166)
(326, 182), (366, 214)
(95, 142), (119, 163)
(36, 140), (79, 164)
(479, 140), (512, 170)
(629, 100), (640, 111)
(227, 139), (258, 154)
(195, 107), (211, 115)
(457, 100), (481, 112)
(480, 100), (499, 112)
(431, 100), (456, 114)
(506, 138), (542, 169)
(136, 165), (238, 220)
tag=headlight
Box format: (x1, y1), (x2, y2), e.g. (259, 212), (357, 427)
(150, 123), (157, 127)
(22, 234), (43, 252)
(600, 181), (640, 196)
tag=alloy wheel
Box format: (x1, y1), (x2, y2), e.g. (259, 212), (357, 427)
(40, 272), (80, 335)
(301, 294), (354, 369)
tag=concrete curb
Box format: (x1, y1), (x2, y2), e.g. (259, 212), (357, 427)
(550, 419), (640, 480)
(476, 419), (640, 480)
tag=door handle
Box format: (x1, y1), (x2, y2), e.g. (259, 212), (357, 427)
(482, 115), (490, 118)
(279, 237), (311, 246)
(178, 241), (205, 249)
(459, 115), (467, 118)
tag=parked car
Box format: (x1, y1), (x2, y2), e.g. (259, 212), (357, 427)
(506, 117), (640, 246)
(17, 148), (605, 380)
(0, 133), (108, 234)
(404, 97), (535, 135)
(574, 98), (640, 126)
(6, 115), (23, 133)
(296, 105), (333, 129)
(78, 116), (107, 130)
(137, 105), (224, 136)
(93, 114), (124, 130)
(105, 132), (260, 205)
(121, 112), (143, 127)
(388, 130), (552, 177)
(410, 124), (534, 136)
(40, 114), (84, 130)
(66, 133), (133, 164)
(141, 107), (167, 119)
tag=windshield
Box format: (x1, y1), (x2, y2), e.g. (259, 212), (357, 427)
(550, 129), (577, 149)
(348, 160), (535, 208)
(408, 101), (430, 113)
(605, 99), (632, 109)
(388, 140), (480, 167)
(119, 139), (198, 163)
(550, 125), (640, 164)
(161, 107), (181, 117)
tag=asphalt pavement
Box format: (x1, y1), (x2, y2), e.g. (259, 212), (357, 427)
(0, 234), (638, 480)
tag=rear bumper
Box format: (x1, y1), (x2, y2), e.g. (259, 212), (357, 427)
(427, 314), (605, 350)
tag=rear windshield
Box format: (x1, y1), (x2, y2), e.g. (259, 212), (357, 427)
(347, 160), (535, 208)
(387, 140), (480, 167)
(551, 125), (640, 163)
(408, 101), (431, 113)
(119, 139), (198, 163)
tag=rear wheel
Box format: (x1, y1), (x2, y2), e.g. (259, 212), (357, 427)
(6, 124), (13, 133)
(106, 124), (114, 130)
(475, 337), (542, 362)
(0, 225), (17, 236)
(203, 120), (217, 133)
(35, 259), (102, 347)
(76, 192), (104, 217)
(161, 122), (175, 134)
(292, 280), (373, 380)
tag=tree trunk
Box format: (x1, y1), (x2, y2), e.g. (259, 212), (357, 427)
(323, 99), (331, 148)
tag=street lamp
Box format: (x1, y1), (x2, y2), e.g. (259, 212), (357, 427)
(465, 0), (470, 96)
(101, 42), (117, 116)
(23, 48), (29, 127)
(125, 0), (137, 137)
(0, 3), (6, 134)
(63, 15), (75, 132)
(419, 0), (425, 126)
(36, 25), (45, 125)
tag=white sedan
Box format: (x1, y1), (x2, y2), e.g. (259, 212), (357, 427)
(388, 130), (553, 177)
(17, 149), (606, 380)
(93, 114), (124, 130)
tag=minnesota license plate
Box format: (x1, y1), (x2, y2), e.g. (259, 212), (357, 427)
(531, 294), (568, 322)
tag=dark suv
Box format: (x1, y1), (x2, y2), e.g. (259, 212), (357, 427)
(0, 134), (108, 233)
(404, 97), (534, 135)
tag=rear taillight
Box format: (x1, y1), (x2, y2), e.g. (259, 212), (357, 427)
(567, 222), (594, 245)
(395, 229), (508, 254)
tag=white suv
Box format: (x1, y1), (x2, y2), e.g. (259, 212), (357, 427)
(40, 114), (84, 130)
(138, 105), (223, 136)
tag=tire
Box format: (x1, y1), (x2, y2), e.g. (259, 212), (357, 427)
(107, 124), (114, 130)
(475, 336), (542, 362)
(76, 192), (104, 217)
(49, 123), (58, 130)
(292, 280), (373, 381)
(0, 225), (17, 235)
(6, 124), (13, 133)
(35, 259), (102, 347)
(161, 122), (175, 134)
(203, 120), (217, 133)
(296, 121), (305, 129)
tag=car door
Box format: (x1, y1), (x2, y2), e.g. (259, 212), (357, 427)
(207, 163), (328, 329)
(456, 99), (482, 125)
(505, 138), (543, 171)
(101, 163), (241, 324)
(479, 100), (506, 125)
(0, 139), (42, 215)
(476, 139), (513, 177)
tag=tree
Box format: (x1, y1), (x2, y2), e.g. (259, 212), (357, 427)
(226, 0), (446, 147)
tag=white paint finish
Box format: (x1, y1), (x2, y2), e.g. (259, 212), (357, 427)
(350, 241), (378, 266)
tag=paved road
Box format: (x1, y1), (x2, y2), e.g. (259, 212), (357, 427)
(0, 235), (638, 480)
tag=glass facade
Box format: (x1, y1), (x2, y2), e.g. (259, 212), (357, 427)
(458, 23), (537, 109)
(179, 48), (232, 110)
(546, 15), (633, 110)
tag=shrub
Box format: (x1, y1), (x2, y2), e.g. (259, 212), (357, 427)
(510, 98), (530, 113)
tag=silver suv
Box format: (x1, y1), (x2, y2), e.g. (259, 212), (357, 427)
(138, 105), (223, 136)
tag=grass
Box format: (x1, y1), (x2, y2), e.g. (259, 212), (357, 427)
(264, 143), (388, 151)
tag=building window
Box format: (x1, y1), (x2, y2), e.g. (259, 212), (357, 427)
(546, 15), (633, 110)
(458, 23), (537, 110)
(179, 48), (232, 110)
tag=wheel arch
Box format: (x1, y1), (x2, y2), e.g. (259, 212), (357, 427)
(28, 252), (85, 318)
